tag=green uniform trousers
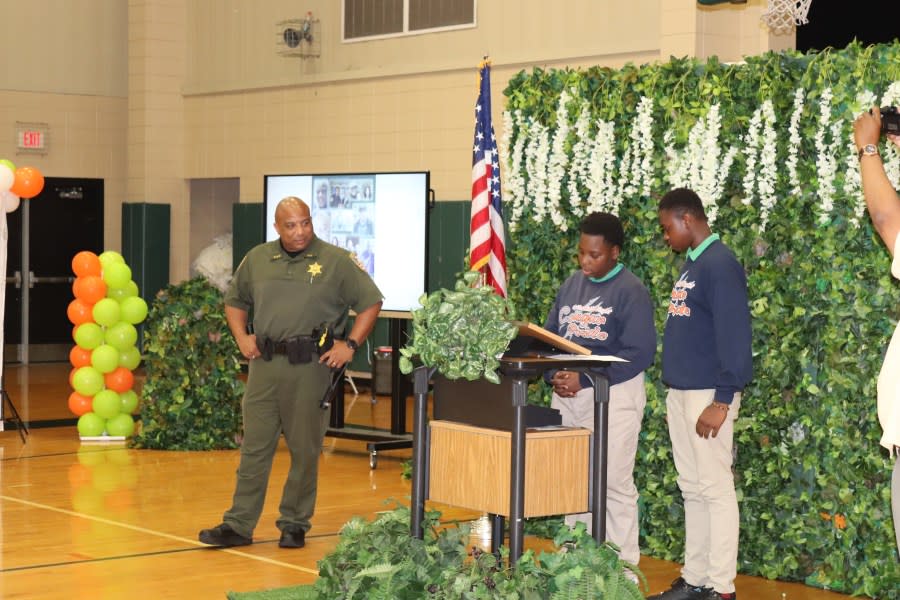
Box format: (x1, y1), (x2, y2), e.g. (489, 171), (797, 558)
(223, 355), (332, 537)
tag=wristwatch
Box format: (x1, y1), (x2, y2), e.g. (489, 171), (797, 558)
(858, 143), (879, 160)
(346, 338), (359, 352)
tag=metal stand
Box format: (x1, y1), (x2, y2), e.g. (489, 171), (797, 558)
(1, 380), (28, 443)
(325, 316), (412, 468)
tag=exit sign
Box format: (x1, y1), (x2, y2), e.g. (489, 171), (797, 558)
(19, 130), (44, 149)
(15, 121), (49, 155)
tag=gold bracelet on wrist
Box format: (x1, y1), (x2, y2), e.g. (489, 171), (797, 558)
(710, 401), (729, 412)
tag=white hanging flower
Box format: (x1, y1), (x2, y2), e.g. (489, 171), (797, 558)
(566, 105), (593, 218)
(547, 89), (573, 230)
(503, 110), (528, 230)
(620, 96), (655, 200)
(741, 105), (763, 206)
(757, 100), (779, 230)
(813, 87), (843, 224)
(664, 104), (736, 224)
(524, 118), (551, 224)
(587, 119), (621, 214)
(786, 88), (805, 198)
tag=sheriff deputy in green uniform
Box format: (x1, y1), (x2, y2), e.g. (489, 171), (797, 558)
(199, 196), (383, 549)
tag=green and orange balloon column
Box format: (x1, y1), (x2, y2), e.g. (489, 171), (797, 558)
(67, 250), (147, 438)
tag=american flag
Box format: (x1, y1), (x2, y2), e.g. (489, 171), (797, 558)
(469, 60), (507, 297)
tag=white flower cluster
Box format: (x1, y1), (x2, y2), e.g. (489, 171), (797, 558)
(546, 89), (574, 231)
(501, 110), (528, 230)
(566, 105), (594, 218)
(523, 116), (551, 224)
(786, 88), (805, 198)
(619, 96), (656, 200)
(813, 88), (844, 224)
(586, 119), (621, 214)
(663, 104), (736, 224)
(741, 100), (779, 230)
(845, 90), (878, 227)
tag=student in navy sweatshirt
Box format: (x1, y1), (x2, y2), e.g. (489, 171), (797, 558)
(648, 188), (752, 600)
(544, 211), (656, 570)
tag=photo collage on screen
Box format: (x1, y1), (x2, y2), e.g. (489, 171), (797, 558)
(312, 175), (375, 277)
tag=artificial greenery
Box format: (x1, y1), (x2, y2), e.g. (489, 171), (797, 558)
(399, 271), (519, 383)
(503, 43), (900, 596)
(299, 504), (643, 599)
(131, 276), (244, 450)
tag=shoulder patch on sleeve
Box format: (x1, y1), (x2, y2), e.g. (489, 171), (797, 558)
(349, 252), (366, 271)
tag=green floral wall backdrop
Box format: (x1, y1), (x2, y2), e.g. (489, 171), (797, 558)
(502, 42), (900, 596)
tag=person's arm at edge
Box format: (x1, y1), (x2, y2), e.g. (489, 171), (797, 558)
(854, 108), (900, 255)
(318, 300), (383, 367)
(225, 304), (258, 360)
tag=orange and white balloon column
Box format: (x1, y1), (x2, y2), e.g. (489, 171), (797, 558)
(67, 250), (148, 439)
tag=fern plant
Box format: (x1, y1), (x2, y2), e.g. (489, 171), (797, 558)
(305, 503), (644, 599)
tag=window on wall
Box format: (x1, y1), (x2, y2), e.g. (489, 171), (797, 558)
(343, 0), (476, 41)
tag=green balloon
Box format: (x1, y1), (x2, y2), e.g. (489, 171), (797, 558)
(74, 323), (104, 350)
(91, 344), (120, 373)
(92, 298), (121, 327)
(120, 296), (148, 324)
(119, 346), (141, 370)
(106, 413), (135, 437)
(105, 322), (138, 351)
(103, 262), (132, 289)
(120, 389), (139, 414)
(92, 390), (121, 419)
(72, 366), (104, 396)
(98, 251), (125, 269)
(77, 412), (106, 437)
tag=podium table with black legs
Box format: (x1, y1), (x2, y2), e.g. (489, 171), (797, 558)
(409, 354), (613, 565)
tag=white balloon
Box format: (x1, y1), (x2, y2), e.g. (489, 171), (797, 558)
(0, 165), (13, 191)
(2, 190), (20, 213)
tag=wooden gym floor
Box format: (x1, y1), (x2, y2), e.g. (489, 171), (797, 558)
(0, 363), (853, 599)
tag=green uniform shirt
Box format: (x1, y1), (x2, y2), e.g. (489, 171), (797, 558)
(225, 237), (383, 341)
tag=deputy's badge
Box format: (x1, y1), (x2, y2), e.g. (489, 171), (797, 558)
(307, 262), (323, 281)
(350, 252), (366, 271)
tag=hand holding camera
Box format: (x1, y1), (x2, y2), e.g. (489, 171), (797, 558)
(880, 106), (900, 136)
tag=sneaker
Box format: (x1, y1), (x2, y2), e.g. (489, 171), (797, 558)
(646, 577), (710, 600)
(697, 591), (736, 600)
(279, 526), (306, 548)
(198, 523), (252, 547)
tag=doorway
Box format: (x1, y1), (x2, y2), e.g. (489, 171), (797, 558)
(4, 178), (104, 363)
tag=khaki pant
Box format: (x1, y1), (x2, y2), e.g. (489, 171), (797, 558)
(551, 372), (646, 565)
(223, 356), (332, 538)
(666, 388), (741, 595)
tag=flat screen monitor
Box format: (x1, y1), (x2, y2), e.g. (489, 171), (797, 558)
(263, 171), (430, 313)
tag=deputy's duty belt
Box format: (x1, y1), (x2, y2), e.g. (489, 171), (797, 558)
(256, 323), (334, 365)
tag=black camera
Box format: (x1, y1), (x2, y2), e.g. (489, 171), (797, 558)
(882, 106), (900, 135)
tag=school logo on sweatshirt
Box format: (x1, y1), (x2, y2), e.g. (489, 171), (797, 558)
(668, 272), (695, 318)
(559, 297), (613, 341)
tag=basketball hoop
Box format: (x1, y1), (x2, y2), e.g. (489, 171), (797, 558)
(761, 0), (812, 35)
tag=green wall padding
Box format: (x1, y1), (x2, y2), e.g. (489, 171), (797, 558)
(122, 202), (170, 303)
(232, 203), (265, 272)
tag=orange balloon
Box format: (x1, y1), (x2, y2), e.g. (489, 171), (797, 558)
(104, 367), (134, 393)
(69, 345), (92, 368)
(72, 251), (102, 278)
(72, 275), (107, 305)
(10, 166), (44, 199)
(68, 391), (94, 416)
(67, 299), (94, 326)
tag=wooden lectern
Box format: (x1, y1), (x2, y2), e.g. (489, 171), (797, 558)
(409, 322), (625, 564)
